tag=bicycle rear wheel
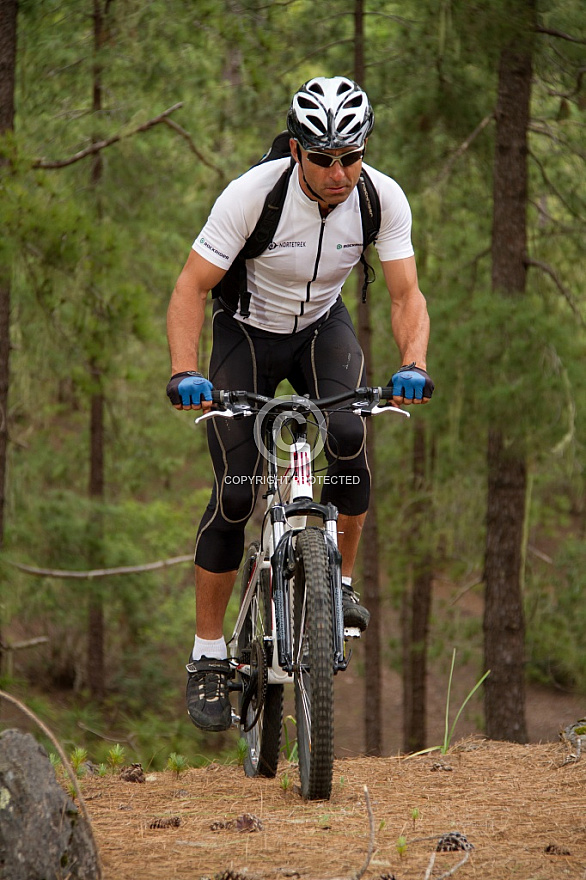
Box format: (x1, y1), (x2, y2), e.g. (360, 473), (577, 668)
(238, 542), (284, 778)
(293, 528), (334, 800)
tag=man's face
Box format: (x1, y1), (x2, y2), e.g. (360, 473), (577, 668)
(290, 138), (364, 208)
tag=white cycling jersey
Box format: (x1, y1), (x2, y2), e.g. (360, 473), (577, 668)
(193, 158), (415, 334)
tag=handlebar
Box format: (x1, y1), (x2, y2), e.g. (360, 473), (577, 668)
(195, 387), (410, 424)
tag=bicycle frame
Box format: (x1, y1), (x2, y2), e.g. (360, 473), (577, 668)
(227, 405), (346, 685)
(196, 387), (408, 796)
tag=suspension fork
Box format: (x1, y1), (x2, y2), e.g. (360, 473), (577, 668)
(270, 512), (294, 674)
(324, 511), (347, 672)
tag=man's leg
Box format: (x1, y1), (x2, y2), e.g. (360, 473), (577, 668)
(337, 512), (366, 578)
(186, 308), (263, 731)
(292, 300), (371, 630)
(337, 511), (370, 629)
(194, 566), (238, 641)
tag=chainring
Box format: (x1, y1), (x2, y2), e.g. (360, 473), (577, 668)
(240, 638), (268, 733)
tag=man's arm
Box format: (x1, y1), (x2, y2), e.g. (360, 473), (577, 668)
(167, 249), (227, 410)
(381, 255), (431, 404)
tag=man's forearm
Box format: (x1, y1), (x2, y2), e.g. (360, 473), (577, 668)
(167, 282), (208, 375)
(391, 289), (430, 369)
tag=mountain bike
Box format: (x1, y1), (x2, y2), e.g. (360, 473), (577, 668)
(196, 386), (408, 800)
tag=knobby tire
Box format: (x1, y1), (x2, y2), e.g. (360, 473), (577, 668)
(293, 528), (334, 800)
(238, 542), (283, 778)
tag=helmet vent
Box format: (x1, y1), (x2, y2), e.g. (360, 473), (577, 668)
(298, 96), (318, 109)
(308, 114), (326, 134)
(309, 82), (325, 96)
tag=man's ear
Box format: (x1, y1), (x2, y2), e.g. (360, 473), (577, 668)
(290, 138), (300, 164)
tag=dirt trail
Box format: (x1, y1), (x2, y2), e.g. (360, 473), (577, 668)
(85, 739), (586, 880)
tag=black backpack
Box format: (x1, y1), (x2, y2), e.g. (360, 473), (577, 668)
(212, 131), (381, 318)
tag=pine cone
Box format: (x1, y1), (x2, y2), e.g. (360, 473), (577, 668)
(119, 763), (146, 783)
(148, 816), (181, 829)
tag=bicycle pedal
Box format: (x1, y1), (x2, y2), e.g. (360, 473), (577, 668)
(344, 626), (361, 639)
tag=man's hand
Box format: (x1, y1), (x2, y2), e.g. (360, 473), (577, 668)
(390, 363), (434, 406)
(166, 371), (213, 410)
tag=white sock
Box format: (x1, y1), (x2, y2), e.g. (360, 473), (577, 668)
(192, 636), (227, 661)
(342, 576), (352, 588)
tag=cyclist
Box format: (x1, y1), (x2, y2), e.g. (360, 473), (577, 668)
(167, 76), (433, 732)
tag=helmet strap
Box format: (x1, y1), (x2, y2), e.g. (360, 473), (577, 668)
(295, 143), (337, 211)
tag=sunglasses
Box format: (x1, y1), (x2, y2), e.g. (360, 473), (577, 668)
(304, 147), (364, 168)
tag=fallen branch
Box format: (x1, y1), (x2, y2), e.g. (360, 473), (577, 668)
(423, 850), (437, 880)
(352, 785), (375, 880)
(7, 554), (193, 579)
(77, 720), (138, 749)
(432, 850), (471, 879)
(161, 117), (225, 179)
(525, 257), (584, 325)
(535, 25), (586, 45)
(429, 113), (494, 187)
(314, 785), (376, 880)
(33, 102), (183, 169)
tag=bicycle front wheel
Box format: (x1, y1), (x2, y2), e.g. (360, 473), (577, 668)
(293, 528), (334, 800)
(238, 543), (284, 779)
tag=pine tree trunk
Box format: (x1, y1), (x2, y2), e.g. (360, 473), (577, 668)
(87, 370), (105, 702)
(361, 421), (382, 756)
(402, 421), (433, 752)
(354, 0), (382, 756)
(86, 0), (109, 702)
(355, 259), (382, 755)
(0, 0), (18, 677)
(484, 11), (534, 742)
(0, 0), (17, 549)
(484, 431), (528, 740)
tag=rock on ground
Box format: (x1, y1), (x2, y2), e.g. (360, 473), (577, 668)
(0, 728), (100, 880)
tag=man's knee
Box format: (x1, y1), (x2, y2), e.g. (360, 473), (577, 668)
(219, 479), (256, 523)
(327, 414), (366, 459)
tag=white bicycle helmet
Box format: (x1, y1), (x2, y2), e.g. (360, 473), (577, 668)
(288, 76), (374, 150)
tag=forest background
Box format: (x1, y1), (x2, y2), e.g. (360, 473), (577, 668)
(0, 0), (584, 770)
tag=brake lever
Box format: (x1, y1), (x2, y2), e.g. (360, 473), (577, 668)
(370, 404), (410, 417)
(350, 401), (410, 418)
(194, 409), (253, 425)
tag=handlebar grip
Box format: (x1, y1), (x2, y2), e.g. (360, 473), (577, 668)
(380, 386), (394, 400)
(211, 390), (223, 404)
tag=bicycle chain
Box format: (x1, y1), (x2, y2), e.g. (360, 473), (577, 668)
(240, 638), (268, 732)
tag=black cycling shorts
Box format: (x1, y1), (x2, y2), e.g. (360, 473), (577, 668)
(194, 297), (370, 573)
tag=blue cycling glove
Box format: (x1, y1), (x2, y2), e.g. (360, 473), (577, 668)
(166, 371), (213, 407)
(390, 363), (434, 401)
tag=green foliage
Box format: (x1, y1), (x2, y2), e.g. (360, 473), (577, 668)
(69, 746), (88, 777)
(235, 738), (248, 767)
(280, 771), (292, 793)
(396, 835), (408, 858)
(441, 650), (490, 754)
(106, 744), (125, 772)
(166, 752), (189, 777)
(282, 715), (298, 763)
(526, 538), (586, 691)
(2, 0), (585, 770)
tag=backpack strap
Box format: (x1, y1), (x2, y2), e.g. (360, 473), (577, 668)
(356, 168), (381, 303)
(212, 161), (295, 318)
(213, 161), (381, 318)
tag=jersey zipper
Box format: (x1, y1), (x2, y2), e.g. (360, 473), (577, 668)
(293, 214), (327, 333)
(306, 215), (327, 303)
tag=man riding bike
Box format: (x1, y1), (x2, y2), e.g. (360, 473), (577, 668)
(166, 76), (433, 732)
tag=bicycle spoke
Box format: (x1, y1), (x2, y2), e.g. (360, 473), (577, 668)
(293, 529), (333, 800)
(237, 543), (283, 779)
